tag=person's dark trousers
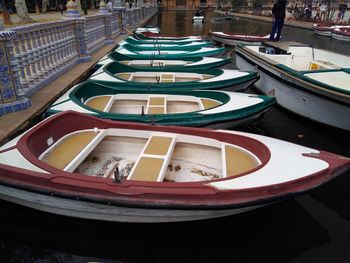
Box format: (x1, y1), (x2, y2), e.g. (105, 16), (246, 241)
(270, 18), (284, 41)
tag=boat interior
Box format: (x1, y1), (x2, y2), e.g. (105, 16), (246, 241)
(252, 45), (349, 71)
(84, 94), (222, 114)
(39, 129), (261, 183)
(249, 45), (350, 89)
(115, 72), (214, 83)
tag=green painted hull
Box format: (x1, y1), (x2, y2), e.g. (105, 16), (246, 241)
(123, 37), (213, 47)
(98, 54), (231, 70)
(90, 63), (259, 91)
(47, 82), (276, 127)
(116, 44), (226, 58)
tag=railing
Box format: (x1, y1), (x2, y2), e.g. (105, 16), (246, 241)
(0, 6), (158, 116)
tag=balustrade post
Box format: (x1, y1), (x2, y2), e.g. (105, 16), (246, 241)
(104, 13), (114, 44)
(74, 18), (92, 62)
(115, 8), (126, 34)
(0, 31), (31, 116)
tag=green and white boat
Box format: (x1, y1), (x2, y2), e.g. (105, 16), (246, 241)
(47, 82), (275, 128)
(89, 63), (259, 92)
(134, 32), (202, 42)
(119, 37), (213, 48)
(115, 44), (226, 58)
(96, 53), (231, 68)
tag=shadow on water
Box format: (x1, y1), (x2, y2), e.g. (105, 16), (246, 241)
(0, 199), (330, 263)
(1, 10), (350, 262)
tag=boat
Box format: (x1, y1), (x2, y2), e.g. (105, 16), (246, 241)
(89, 62), (259, 92)
(134, 27), (160, 34)
(331, 26), (350, 41)
(235, 41), (350, 130)
(134, 32), (202, 41)
(312, 23), (335, 37)
(311, 23), (350, 37)
(119, 37), (213, 49)
(211, 16), (233, 22)
(192, 16), (205, 23)
(209, 31), (273, 46)
(0, 111), (348, 222)
(114, 43), (226, 58)
(122, 36), (205, 45)
(46, 81), (276, 128)
(96, 52), (231, 68)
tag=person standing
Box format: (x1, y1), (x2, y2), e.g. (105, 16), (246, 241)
(270, 0), (287, 41)
(320, 2), (327, 22)
(314, 1), (320, 21)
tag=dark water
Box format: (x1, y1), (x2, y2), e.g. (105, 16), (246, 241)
(1, 11), (350, 263)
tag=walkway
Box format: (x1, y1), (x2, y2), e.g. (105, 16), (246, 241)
(216, 11), (314, 30)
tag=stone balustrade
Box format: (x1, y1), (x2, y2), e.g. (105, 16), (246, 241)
(0, 6), (158, 116)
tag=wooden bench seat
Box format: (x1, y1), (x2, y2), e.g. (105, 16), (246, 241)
(128, 135), (175, 182)
(85, 96), (112, 111)
(200, 98), (221, 109)
(41, 131), (100, 170)
(225, 145), (259, 177)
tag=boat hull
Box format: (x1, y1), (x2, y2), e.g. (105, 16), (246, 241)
(0, 112), (349, 222)
(209, 32), (265, 46)
(236, 48), (350, 130)
(0, 184), (263, 223)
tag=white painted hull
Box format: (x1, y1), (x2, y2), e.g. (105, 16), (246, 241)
(236, 54), (350, 130)
(192, 16), (205, 22)
(0, 184), (263, 223)
(331, 32), (350, 41)
(210, 34), (262, 46)
(314, 30), (332, 37)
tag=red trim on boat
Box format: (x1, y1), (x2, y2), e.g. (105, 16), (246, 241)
(0, 111), (349, 208)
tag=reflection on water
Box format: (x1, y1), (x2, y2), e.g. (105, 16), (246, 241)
(1, 10), (350, 263)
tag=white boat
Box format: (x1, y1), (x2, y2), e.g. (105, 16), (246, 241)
(192, 16), (205, 23)
(0, 111), (348, 222)
(135, 27), (160, 34)
(235, 42), (350, 130)
(89, 62), (259, 92)
(46, 82), (276, 128)
(331, 27), (350, 41)
(95, 53), (231, 68)
(209, 31), (272, 46)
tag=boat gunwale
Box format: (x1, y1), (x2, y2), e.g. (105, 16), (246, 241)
(12, 111), (272, 186)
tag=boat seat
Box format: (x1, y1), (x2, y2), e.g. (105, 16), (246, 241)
(147, 96), (166, 115)
(200, 98), (221, 109)
(201, 74), (213, 80)
(128, 135), (176, 182)
(85, 96), (112, 111)
(160, 73), (175, 83)
(41, 131), (100, 170)
(224, 145), (260, 177)
(309, 60), (341, 70)
(116, 73), (132, 81)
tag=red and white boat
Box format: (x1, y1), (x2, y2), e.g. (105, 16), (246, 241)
(135, 31), (202, 41)
(209, 31), (273, 46)
(312, 23), (350, 37)
(332, 26), (350, 41)
(312, 23), (336, 37)
(0, 111), (348, 223)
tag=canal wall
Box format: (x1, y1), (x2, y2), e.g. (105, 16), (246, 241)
(0, 5), (157, 145)
(0, 5), (157, 118)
